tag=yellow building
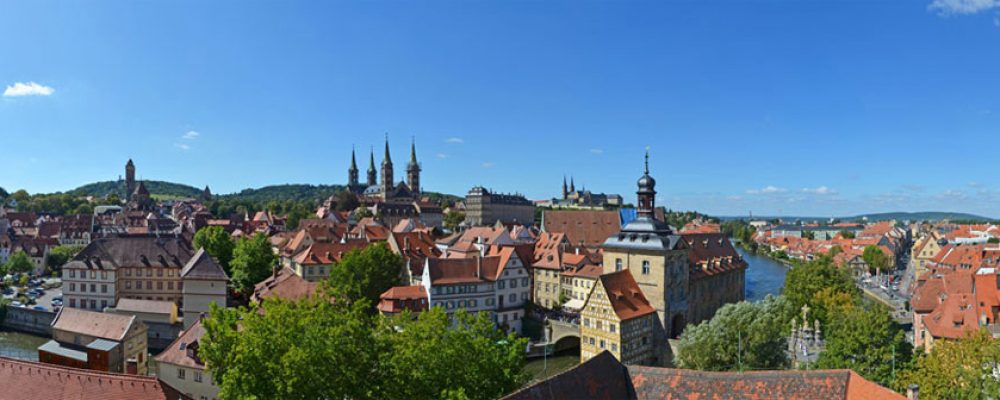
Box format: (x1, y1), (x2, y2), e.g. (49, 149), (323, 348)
(580, 270), (656, 365)
(561, 263), (602, 312)
(911, 232), (943, 278)
(532, 232), (569, 309)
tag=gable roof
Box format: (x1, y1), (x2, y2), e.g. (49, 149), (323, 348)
(154, 319), (206, 370)
(252, 267), (318, 303)
(114, 298), (176, 315)
(597, 270), (656, 321)
(502, 351), (635, 400)
(52, 307), (136, 342)
(181, 248), (229, 281)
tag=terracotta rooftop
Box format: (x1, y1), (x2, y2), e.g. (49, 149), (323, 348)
(543, 210), (621, 248)
(505, 351), (903, 400)
(597, 270), (656, 321)
(252, 267), (318, 303)
(52, 307), (137, 342)
(154, 319), (206, 370)
(378, 285), (429, 314)
(426, 256), (501, 285)
(0, 356), (187, 400)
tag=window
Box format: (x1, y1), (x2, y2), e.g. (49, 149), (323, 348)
(599, 339), (605, 349)
(157, 269), (163, 277)
(615, 259), (622, 272)
(522, 278), (529, 286)
(509, 294), (516, 303)
(101, 300), (107, 309)
(642, 261), (650, 275)
(101, 284), (107, 293)
(470, 299), (477, 307)
(498, 280), (505, 289)
(125, 268), (131, 277)
(69, 299), (76, 308)
(589, 337), (595, 345)
(178, 282), (183, 291)
(511, 280), (517, 288)
(178, 368), (186, 380)
(69, 283), (75, 292)
(168, 282), (174, 290)
(89, 300), (96, 309)
(584, 318), (590, 327)
(611, 343), (618, 352)
(597, 321), (603, 330)
(157, 281), (163, 290)
(90, 284), (96, 293)
(70, 270), (76, 278)
(194, 371), (203, 383)
(146, 281), (152, 290)
(101, 271), (107, 279)
(90, 271), (96, 279)
(146, 269), (152, 277)
(610, 324), (616, 333)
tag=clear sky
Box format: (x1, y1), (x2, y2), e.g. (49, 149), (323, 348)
(2, 0), (1000, 217)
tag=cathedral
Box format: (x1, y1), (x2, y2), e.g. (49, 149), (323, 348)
(347, 137), (421, 202)
(124, 159), (154, 211)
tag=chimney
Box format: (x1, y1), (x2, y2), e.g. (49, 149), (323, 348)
(907, 384), (919, 400)
(476, 256), (482, 278)
(404, 237), (410, 250)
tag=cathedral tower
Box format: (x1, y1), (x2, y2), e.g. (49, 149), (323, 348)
(406, 138), (421, 196)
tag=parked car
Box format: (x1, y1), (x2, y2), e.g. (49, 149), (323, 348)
(32, 306), (46, 311)
(10, 301), (23, 307)
(1, 288), (13, 295)
(52, 296), (63, 302)
(51, 299), (62, 307)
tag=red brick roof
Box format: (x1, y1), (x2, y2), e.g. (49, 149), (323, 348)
(426, 256), (501, 285)
(292, 240), (370, 265)
(681, 232), (748, 281)
(629, 367), (903, 399)
(0, 357), (186, 400)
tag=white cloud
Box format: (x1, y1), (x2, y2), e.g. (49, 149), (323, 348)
(182, 130), (200, 139)
(481, 162), (495, 168)
(174, 143), (190, 151)
(589, 148), (604, 155)
(436, 153), (448, 159)
(802, 186), (837, 195)
(445, 137), (464, 144)
(929, 0), (1000, 15)
(3, 82), (55, 97)
(746, 185), (787, 195)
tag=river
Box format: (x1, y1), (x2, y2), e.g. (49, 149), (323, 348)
(0, 329), (49, 361)
(739, 246), (790, 301)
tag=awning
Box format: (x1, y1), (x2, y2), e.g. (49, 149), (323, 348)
(563, 299), (586, 311)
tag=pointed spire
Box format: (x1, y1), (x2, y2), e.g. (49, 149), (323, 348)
(383, 133), (392, 164)
(350, 146), (358, 170)
(368, 147), (376, 172)
(644, 148), (650, 174)
(409, 136), (418, 165)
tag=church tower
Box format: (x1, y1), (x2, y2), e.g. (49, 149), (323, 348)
(570, 177), (576, 193)
(381, 136), (394, 193)
(562, 176), (568, 200)
(125, 159), (136, 202)
(406, 138), (421, 196)
(637, 150), (656, 219)
(348, 147), (360, 188)
(366, 148), (377, 187)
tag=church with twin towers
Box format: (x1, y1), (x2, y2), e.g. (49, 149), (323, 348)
(346, 136), (422, 202)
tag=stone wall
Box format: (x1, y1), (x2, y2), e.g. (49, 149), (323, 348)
(2, 306), (55, 336)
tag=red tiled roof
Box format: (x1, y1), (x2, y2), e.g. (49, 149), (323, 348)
(52, 307), (136, 342)
(629, 366), (904, 400)
(252, 267), (318, 303)
(681, 233), (748, 280)
(542, 210), (621, 248)
(292, 240), (370, 265)
(923, 293), (979, 340)
(598, 270), (655, 321)
(426, 256), (501, 285)
(0, 357), (185, 400)
(154, 319), (205, 370)
(378, 285), (428, 314)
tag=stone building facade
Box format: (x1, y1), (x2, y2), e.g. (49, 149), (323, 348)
(464, 186), (535, 226)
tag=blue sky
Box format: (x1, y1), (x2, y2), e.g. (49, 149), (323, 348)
(2, 0), (1000, 217)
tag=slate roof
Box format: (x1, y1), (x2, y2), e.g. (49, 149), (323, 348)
(67, 235), (193, 270)
(0, 356), (187, 400)
(180, 248), (229, 281)
(114, 298), (176, 315)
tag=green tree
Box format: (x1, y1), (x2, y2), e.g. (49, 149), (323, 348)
(193, 226), (236, 275)
(202, 297), (378, 400)
(335, 190), (361, 212)
(839, 230), (856, 239)
(783, 256), (858, 321)
(863, 245), (891, 275)
(898, 329), (1000, 399)
(5, 251), (34, 275)
(354, 206), (373, 219)
(45, 245), (84, 274)
(378, 308), (530, 400)
(229, 233), (277, 294)
(802, 230), (816, 240)
(444, 210), (466, 231)
(326, 243), (403, 307)
(676, 295), (794, 371)
(816, 304), (912, 387)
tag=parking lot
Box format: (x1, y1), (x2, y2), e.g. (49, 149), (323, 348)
(2, 277), (63, 312)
